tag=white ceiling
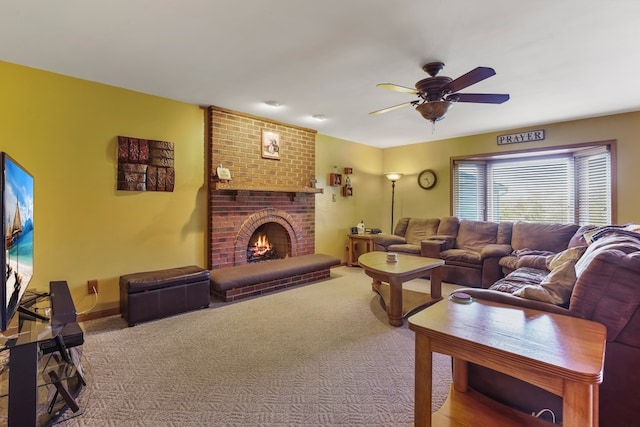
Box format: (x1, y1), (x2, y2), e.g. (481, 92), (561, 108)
(2, 1), (640, 148)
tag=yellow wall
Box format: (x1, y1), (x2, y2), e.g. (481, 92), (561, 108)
(315, 135), (384, 261)
(0, 61), (206, 315)
(382, 112), (640, 224)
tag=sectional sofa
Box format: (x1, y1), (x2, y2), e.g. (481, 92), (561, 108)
(372, 217), (586, 288)
(372, 217), (640, 425)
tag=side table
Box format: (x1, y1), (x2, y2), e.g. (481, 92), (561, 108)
(408, 298), (606, 427)
(347, 233), (375, 266)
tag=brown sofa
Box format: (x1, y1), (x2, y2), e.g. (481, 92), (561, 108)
(457, 227), (640, 426)
(374, 216), (640, 424)
(371, 217), (446, 255)
(372, 217), (583, 288)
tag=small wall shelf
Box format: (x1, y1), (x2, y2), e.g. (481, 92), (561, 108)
(329, 173), (342, 187)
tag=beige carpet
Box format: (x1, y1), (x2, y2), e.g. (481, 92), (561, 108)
(53, 266), (457, 426)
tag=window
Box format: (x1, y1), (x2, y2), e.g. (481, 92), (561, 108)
(453, 142), (613, 225)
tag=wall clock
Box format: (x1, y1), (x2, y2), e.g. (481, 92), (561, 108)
(418, 169), (437, 190)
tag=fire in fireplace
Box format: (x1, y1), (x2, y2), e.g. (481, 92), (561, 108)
(247, 234), (277, 262)
(246, 223), (290, 263)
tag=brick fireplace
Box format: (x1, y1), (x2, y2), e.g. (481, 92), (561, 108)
(207, 106), (321, 270)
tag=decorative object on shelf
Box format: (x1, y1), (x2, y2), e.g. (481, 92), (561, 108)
(385, 172), (403, 233)
(357, 219), (366, 235)
(216, 164), (231, 181)
(418, 169), (437, 189)
(261, 129), (281, 160)
(308, 175), (317, 188)
(117, 136), (174, 192)
(342, 175), (353, 197)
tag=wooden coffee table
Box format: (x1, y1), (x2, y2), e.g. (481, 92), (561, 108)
(409, 298), (606, 427)
(358, 251), (444, 326)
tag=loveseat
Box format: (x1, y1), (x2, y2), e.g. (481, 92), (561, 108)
(372, 217), (583, 288)
(456, 226), (640, 426)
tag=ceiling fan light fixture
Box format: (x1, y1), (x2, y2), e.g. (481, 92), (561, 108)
(373, 62), (508, 127)
(415, 101), (451, 123)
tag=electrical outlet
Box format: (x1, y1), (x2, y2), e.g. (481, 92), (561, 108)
(88, 279), (98, 294)
(332, 194), (337, 202)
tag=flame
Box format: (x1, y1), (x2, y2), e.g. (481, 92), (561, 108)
(252, 234), (272, 256)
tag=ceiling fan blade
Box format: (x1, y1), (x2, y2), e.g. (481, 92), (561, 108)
(369, 101), (415, 115)
(443, 67), (496, 93)
(376, 83), (418, 94)
(447, 93), (510, 104)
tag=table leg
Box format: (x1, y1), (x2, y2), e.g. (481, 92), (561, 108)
(348, 241), (355, 266)
(563, 381), (597, 427)
(414, 334), (432, 427)
(452, 357), (468, 392)
(9, 341), (39, 426)
(388, 277), (404, 326)
(429, 266), (442, 299)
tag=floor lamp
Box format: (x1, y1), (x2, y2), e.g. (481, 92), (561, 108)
(384, 173), (403, 233)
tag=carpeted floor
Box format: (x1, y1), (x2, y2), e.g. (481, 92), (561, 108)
(51, 266), (458, 426)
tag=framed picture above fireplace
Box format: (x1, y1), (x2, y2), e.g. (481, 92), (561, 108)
(261, 129), (281, 160)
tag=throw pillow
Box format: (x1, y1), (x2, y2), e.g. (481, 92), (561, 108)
(512, 246), (587, 305)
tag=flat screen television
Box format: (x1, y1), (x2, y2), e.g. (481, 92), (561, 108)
(1, 152), (34, 331)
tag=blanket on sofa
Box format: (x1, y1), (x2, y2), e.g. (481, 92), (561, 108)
(491, 246), (586, 306)
(510, 246), (586, 305)
(492, 228), (640, 341)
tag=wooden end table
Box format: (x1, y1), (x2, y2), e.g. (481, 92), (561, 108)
(347, 233), (375, 266)
(408, 298), (606, 427)
(358, 251), (444, 326)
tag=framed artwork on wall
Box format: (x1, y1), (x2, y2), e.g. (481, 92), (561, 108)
(261, 129), (281, 160)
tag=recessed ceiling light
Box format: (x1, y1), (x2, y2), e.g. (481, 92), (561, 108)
(312, 114), (327, 121)
(265, 100), (282, 107)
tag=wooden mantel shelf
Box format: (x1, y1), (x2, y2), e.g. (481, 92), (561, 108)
(212, 182), (323, 194)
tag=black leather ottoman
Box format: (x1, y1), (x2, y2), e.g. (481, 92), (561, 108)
(119, 265), (210, 326)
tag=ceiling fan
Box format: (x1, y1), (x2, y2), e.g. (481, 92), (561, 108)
(370, 61), (509, 124)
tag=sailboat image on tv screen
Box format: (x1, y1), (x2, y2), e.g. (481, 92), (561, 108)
(6, 200), (22, 250)
(6, 199), (26, 315)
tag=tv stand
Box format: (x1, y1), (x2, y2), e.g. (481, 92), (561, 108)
(17, 304), (50, 322)
(2, 281), (85, 427)
(14, 290), (50, 322)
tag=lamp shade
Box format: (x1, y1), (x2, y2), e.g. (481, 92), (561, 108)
(385, 172), (403, 182)
(416, 101), (451, 123)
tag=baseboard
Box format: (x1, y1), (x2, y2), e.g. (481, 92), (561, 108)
(77, 307), (120, 322)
